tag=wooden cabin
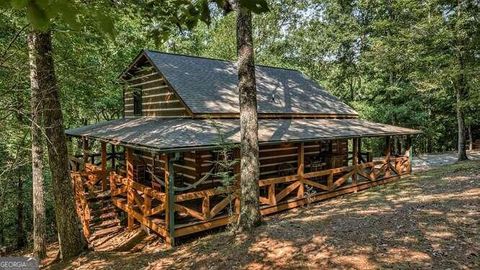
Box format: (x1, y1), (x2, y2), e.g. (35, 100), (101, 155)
(66, 50), (420, 246)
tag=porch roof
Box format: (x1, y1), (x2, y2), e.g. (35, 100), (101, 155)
(65, 118), (421, 152)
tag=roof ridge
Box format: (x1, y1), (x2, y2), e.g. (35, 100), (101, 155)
(145, 49), (301, 72)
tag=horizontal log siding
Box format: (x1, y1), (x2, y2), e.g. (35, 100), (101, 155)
(124, 61), (189, 118)
(128, 140), (347, 189)
(194, 140), (348, 181)
(131, 150), (199, 184)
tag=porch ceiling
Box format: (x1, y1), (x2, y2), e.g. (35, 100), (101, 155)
(65, 118), (421, 152)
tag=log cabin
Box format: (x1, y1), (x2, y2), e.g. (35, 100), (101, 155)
(66, 50), (421, 246)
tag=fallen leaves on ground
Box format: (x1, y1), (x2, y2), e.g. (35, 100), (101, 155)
(46, 160), (480, 270)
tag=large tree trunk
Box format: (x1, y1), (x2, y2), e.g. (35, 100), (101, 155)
(27, 30), (86, 260)
(235, 4), (261, 232)
(16, 176), (26, 249)
(28, 31), (47, 259)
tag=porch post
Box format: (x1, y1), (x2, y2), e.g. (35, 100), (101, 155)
(111, 144), (116, 169)
(297, 142), (305, 198)
(233, 148), (241, 215)
(405, 135), (413, 174)
(384, 136), (392, 178)
(164, 153), (176, 248)
(126, 147), (135, 230)
(358, 138), (362, 163)
(82, 137), (89, 168)
(101, 141), (107, 191)
(352, 138), (358, 185)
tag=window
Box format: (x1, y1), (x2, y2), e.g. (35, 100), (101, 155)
(133, 89), (142, 116)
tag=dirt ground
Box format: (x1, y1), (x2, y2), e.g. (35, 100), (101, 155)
(46, 160), (480, 270)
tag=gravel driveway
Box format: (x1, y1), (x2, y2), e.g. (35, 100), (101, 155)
(413, 150), (480, 172)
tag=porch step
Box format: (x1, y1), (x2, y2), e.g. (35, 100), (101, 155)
(87, 190), (112, 202)
(90, 212), (118, 224)
(88, 225), (123, 241)
(91, 218), (121, 230)
(90, 205), (117, 217)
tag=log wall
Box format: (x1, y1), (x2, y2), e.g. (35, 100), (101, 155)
(123, 59), (189, 118)
(129, 140), (348, 188)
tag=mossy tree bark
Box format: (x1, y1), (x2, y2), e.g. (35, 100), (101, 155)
(234, 3), (261, 232)
(27, 30), (87, 260)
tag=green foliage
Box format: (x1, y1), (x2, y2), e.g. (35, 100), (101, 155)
(210, 120), (238, 190)
(0, 0), (479, 250)
(160, 0), (479, 154)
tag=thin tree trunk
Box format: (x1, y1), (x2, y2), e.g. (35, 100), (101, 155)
(27, 30), (86, 260)
(16, 176), (26, 249)
(235, 4), (261, 232)
(456, 84), (468, 161)
(455, 0), (468, 161)
(0, 213), (4, 248)
(467, 125), (473, 151)
(455, 48), (468, 161)
(28, 31), (47, 259)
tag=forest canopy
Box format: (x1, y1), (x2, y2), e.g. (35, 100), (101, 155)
(0, 0), (479, 252)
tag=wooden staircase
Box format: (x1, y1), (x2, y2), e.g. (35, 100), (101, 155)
(86, 190), (122, 242)
(72, 168), (123, 245)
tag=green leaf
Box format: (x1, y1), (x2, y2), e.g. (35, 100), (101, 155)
(95, 11), (115, 37)
(198, 0), (211, 25)
(26, 1), (50, 30)
(10, 0), (28, 9)
(239, 0), (269, 14)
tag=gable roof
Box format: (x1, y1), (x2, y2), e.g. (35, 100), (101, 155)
(121, 50), (358, 116)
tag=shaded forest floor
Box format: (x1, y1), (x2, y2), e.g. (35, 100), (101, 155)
(45, 160), (480, 270)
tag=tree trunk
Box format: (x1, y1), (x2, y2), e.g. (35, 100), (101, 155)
(27, 30), (86, 260)
(28, 31), (47, 259)
(455, 0), (468, 162)
(16, 176), (26, 249)
(456, 84), (468, 161)
(235, 4), (261, 232)
(455, 48), (468, 161)
(467, 125), (473, 151)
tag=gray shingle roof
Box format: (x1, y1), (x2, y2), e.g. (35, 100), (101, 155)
(66, 118), (420, 151)
(142, 50), (358, 116)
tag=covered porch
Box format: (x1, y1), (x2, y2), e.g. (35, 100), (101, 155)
(66, 118), (419, 247)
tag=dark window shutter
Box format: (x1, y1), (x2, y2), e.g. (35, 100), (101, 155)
(133, 89), (142, 116)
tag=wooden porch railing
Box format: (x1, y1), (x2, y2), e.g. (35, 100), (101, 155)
(109, 172), (168, 237)
(72, 172), (92, 238)
(107, 155), (410, 243)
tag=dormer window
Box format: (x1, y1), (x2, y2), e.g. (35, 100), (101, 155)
(133, 89), (142, 116)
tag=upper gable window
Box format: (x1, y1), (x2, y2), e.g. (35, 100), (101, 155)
(133, 89), (142, 116)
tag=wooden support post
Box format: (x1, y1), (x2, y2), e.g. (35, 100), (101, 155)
(297, 143), (305, 198)
(82, 137), (89, 168)
(233, 148), (241, 214)
(405, 135), (413, 174)
(111, 144), (116, 169)
(352, 138), (358, 185)
(101, 142), (107, 191)
(384, 136), (392, 178)
(358, 138), (363, 163)
(268, 184), (276, 205)
(126, 147), (134, 230)
(163, 153), (176, 248)
(194, 151), (203, 181)
(327, 172), (333, 190)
